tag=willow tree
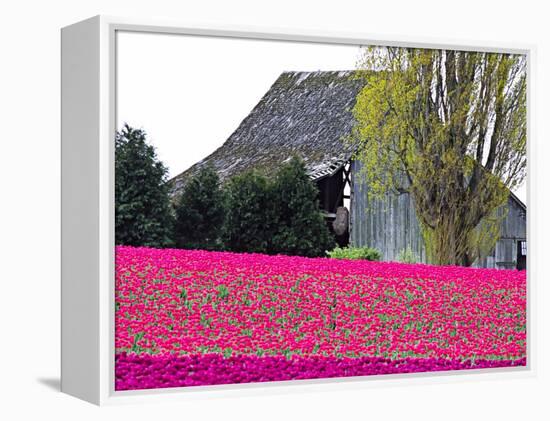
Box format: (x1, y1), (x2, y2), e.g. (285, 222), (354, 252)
(352, 47), (526, 266)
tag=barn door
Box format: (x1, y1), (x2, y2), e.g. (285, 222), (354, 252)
(516, 240), (527, 270)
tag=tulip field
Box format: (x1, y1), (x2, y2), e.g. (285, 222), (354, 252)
(115, 246), (526, 390)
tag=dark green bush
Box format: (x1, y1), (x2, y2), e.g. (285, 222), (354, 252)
(270, 157), (335, 257)
(115, 124), (174, 247)
(224, 170), (276, 254)
(224, 157), (334, 257)
(174, 165), (226, 250)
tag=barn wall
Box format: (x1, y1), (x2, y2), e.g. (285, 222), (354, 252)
(349, 160), (427, 263)
(350, 160), (527, 269)
(475, 196), (527, 269)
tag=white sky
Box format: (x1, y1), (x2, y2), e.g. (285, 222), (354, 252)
(116, 32), (360, 178)
(116, 31), (526, 204)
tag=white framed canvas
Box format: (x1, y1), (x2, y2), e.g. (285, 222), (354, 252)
(61, 15), (533, 405)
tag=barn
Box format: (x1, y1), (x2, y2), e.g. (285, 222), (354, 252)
(169, 71), (527, 269)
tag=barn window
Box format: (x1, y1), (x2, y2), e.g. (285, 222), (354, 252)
(521, 241), (527, 256)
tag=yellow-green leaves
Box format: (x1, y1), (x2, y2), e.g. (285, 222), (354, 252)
(350, 46), (526, 266)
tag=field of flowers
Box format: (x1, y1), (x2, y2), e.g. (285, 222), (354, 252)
(115, 246), (526, 390)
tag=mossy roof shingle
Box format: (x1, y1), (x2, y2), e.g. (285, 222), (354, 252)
(169, 70), (366, 196)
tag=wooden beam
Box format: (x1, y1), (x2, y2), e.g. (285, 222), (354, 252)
(333, 161), (352, 210)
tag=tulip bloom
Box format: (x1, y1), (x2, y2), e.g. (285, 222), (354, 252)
(115, 246), (526, 390)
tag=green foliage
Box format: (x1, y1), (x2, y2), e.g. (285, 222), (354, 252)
(396, 246), (418, 264)
(115, 124), (174, 247)
(224, 170), (276, 254)
(327, 246), (381, 261)
(224, 157), (334, 257)
(216, 284), (229, 300)
(174, 165), (226, 250)
(467, 207), (508, 264)
(352, 47), (526, 266)
(270, 157), (335, 257)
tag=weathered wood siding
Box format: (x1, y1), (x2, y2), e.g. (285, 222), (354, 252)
(349, 160), (527, 269)
(349, 160), (427, 263)
(475, 195), (526, 269)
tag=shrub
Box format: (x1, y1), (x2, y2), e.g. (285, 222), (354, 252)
(327, 246), (382, 261)
(224, 170), (276, 254)
(115, 124), (174, 247)
(270, 157), (335, 257)
(396, 246), (418, 264)
(224, 157), (334, 257)
(174, 165), (226, 250)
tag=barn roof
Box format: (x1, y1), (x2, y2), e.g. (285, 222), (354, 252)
(167, 70), (528, 212)
(509, 191), (526, 212)
(169, 70), (366, 196)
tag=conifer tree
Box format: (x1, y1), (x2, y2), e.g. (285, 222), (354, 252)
(115, 124), (173, 247)
(224, 170), (275, 254)
(270, 157), (335, 257)
(174, 165), (226, 250)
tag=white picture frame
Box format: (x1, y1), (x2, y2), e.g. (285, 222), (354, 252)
(61, 15), (535, 406)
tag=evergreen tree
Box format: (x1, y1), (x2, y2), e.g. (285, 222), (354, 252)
(224, 171), (275, 254)
(270, 157), (335, 257)
(115, 124), (173, 247)
(224, 158), (334, 257)
(174, 165), (226, 250)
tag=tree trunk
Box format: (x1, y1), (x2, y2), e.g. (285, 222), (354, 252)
(424, 214), (474, 267)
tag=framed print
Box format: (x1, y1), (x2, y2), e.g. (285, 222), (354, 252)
(61, 16), (531, 405)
